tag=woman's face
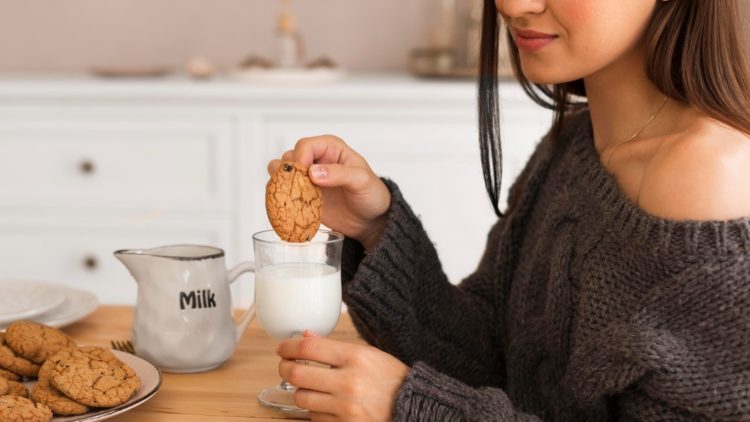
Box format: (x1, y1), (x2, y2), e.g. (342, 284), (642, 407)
(495, 0), (659, 84)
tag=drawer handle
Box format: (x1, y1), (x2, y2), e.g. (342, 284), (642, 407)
(79, 159), (96, 175)
(83, 255), (99, 271)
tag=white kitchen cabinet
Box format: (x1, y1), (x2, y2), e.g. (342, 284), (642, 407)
(0, 74), (552, 305)
(0, 218), (229, 304)
(0, 118), (232, 211)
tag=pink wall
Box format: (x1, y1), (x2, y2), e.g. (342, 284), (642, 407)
(0, 0), (437, 72)
(0, 0), (747, 74)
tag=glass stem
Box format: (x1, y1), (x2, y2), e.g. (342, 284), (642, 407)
(280, 331), (307, 391)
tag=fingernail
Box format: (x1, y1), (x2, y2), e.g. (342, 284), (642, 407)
(310, 164), (327, 180)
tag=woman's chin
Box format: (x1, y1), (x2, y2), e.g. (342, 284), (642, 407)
(520, 69), (579, 86)
(519, 61), (582, 85)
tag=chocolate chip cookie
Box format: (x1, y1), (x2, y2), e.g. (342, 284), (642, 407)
(0, 334), (40, 378)
(5, 381), (29, 399)
(31, 356), (89, 416)
(0, 377), (24, 399)
(0, 396), (52, 422)
(4, 322), (76, 364)
(0, 336), (21, 382)
(266, 161), (323, 242)
(0, 369), (19, 382)
(48, 347), (140, 408)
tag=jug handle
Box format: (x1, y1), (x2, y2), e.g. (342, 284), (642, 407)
(227, 261), (256, 343)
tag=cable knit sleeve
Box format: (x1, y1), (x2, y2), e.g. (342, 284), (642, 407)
(341, 179), (517, 388)
(393, 362), (541, 421)
(565, 257), (750, 420)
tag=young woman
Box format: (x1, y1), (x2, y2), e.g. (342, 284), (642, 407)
(268, 0), (750, 420)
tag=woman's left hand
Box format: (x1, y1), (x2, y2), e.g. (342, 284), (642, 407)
(277, 331), (410, 422)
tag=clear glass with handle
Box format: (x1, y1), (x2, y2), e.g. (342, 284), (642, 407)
(253, 229), (344, 417)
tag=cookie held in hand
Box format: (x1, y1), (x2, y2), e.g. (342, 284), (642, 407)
(266, 161), (323, 242)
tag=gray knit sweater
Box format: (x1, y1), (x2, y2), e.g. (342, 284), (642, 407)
(341, 110), (750, 421)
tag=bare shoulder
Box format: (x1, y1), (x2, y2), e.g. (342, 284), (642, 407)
(638, 118), (750, 221)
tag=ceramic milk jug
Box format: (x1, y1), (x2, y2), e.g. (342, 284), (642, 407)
(114, 245), (255, 373)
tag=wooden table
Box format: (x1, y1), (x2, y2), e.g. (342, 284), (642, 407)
(62, 306), (365, 421)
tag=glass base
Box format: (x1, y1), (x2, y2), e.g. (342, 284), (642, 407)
(257, 386), (310, 420)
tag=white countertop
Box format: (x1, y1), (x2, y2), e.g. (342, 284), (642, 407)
(0, 72), (526, 104)
(0, 72), (467, 100)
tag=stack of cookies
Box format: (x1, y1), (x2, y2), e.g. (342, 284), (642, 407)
(0, 321), (140, 422)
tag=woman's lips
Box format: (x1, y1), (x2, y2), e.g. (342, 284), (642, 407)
(512, 29), (558, 52)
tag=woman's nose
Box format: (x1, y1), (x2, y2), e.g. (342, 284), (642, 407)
(496, 0), (546, 18)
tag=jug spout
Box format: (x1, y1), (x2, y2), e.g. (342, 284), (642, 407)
(114, 249), (149, 283)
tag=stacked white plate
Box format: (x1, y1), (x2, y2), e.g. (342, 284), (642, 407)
(0, 281), (98, 330)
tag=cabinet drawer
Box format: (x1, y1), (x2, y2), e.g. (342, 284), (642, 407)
(0, 119), (232, 211)
(0, 221), (231, 305)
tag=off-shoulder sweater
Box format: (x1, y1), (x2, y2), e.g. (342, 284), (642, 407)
(341, 110), (750, 421)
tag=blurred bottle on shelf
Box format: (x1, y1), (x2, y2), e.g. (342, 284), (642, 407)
(410, 0), (512, 78)
(409, 0), (457, 77)
(277, 0), (304, 68)
(429, 0), (457, 49)
(463, 0), (514, 77)
(466, 0), (482, 68)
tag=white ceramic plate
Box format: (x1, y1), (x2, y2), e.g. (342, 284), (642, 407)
(23, 350), (162, 422)
(0, 285), (99, 331)
(0, 281), (66, 325)
(33, 288), (99, 329)
(229, 67), (347, 84)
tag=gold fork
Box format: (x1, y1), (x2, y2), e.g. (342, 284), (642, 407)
(110, 340), (136, 354)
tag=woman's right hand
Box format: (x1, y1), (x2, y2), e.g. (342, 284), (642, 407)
(267, 135), (391, 251)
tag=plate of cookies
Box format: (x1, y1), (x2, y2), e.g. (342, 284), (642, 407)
(0, 321), (161, 422)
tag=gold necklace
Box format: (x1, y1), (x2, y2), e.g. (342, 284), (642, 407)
(602, 95), (669, 167)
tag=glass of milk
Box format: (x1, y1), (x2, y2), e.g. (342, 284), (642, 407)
(253, 229), (344, 416)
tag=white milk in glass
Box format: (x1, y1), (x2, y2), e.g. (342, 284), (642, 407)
(255, 262), (342, 340)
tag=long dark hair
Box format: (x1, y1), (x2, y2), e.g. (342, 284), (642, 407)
(479, 0), (750, 217)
